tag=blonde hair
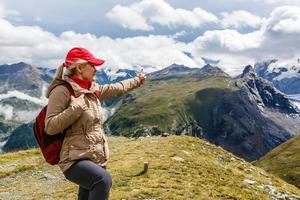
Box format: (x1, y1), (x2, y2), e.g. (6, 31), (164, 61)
(65, 59), (89, 76)
(54, 59), (89, 80)
(47, 59), (92, 98)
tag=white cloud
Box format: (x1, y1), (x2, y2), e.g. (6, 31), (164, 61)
(0, 3), (299, 78)
(0, 104), (13, 120)
(0, 90), (46, 105)
(192, 29), (263, 52)
(34, 16), (42, 22)
(14, 110), (40, 123)
(172, 30), (188, 39)
(255, 0), (300, 5)
(220, 10), (265, 29)
(235, 0), (300, 6)
(105, 4), (153, 31)
(0, 85), (52, 122)
(0, 4), (21, 22)
(263, 6), (300, 33)
(57, 31), (199, 71)
(0, 103), (40, 122)
(188, 5), (300, 76)
(0, 5), (5, 18)
(0, 11), (199, 72)
(106, 0), (218, 31)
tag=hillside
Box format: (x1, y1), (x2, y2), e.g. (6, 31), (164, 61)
(2, 122), (37, 152)
(3, 64), (300, 163)
(0, 135), (299, 200)
(254, 135), (300, 188)
(105, 70), (237, 137)
(105, 65), (300, 161)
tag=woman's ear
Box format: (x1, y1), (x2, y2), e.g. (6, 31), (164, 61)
(76, 64), (83, 74)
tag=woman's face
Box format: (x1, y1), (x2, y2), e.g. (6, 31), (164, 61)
(79, 63), (96, 81)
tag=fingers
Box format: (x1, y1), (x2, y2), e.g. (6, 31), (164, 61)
(70, 94), (84, 100)
(138, 68), (147, 84)
(70, 94), (88, 110)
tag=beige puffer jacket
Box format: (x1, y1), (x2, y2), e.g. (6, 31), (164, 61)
(44, 73), (142, 173)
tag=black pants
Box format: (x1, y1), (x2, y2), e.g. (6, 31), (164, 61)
(63, 159), (112, 200)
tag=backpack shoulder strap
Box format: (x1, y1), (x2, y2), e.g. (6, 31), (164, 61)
(60, 82), (75, 97)
(48, 81), (75, 97)
(55, 82), (75, 135)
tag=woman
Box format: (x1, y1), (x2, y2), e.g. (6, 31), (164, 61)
(44, 47), (146, 200)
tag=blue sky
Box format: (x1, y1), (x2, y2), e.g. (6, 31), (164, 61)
(0, 0), (300, 76)
(0, 0), (276, 39)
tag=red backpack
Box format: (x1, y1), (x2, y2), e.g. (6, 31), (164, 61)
(33, 83), (75, 165)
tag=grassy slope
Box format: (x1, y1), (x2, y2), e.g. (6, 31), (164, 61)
(0, 135), (299, 200)
(254, 134), (300, 188)
(106, 75), (239, 136)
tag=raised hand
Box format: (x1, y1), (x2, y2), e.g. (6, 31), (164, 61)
(138, 68), (147, 84)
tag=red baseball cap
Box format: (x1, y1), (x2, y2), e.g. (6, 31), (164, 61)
(64, 47), (105, 67)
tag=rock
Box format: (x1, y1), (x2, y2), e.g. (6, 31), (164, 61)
(261, 184), (300, 200)
(43, 174), (56, 180)
(182, 150), (191, 156)
(259, 171), (269, 177)
(132, 125), (163, 137)
(244, 179), (256, 185)
(161, 132), (170, 137)
(171, 156), (184, 162)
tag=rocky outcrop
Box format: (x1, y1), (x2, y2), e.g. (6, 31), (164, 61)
(209, 65), (300, 160)
(254, 59), (300, 94)
(240, 65), (299, 113)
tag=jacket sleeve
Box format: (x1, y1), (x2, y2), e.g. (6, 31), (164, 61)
(44, 85), (86, 135)
(98, 77), (142, 101)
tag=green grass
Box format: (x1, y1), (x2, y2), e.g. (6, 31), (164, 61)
(0, 148), (43, 178)
(0, 135), (299, 199)
(254, 134), (300, 188)
(106, 75), (238, 136)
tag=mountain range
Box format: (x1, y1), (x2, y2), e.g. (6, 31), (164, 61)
(254, 59), (300, 94)
(104, 63), (300, 161)
(1, 62), (300, 163)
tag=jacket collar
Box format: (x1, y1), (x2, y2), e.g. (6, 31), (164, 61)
(46, 70), (100, 98)
(64, 75), (99, 96)
(68, 75), (91, 90)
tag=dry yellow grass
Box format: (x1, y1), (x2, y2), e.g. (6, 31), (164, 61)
(0, 135), (299, 200)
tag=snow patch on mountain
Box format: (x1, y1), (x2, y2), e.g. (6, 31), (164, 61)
(111, 71), (128, 82)
(265, 60), (300, 81)
(291, 101), (300, 110)
(0, 139), (8, 153)
(102, 107), (116, 122)
(0, 90), (46, 106)
(287, 94), (300, 110)
(0, 104), (13, 120)
(287, 94), (300, 101)
(103, 67), (138, 82)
